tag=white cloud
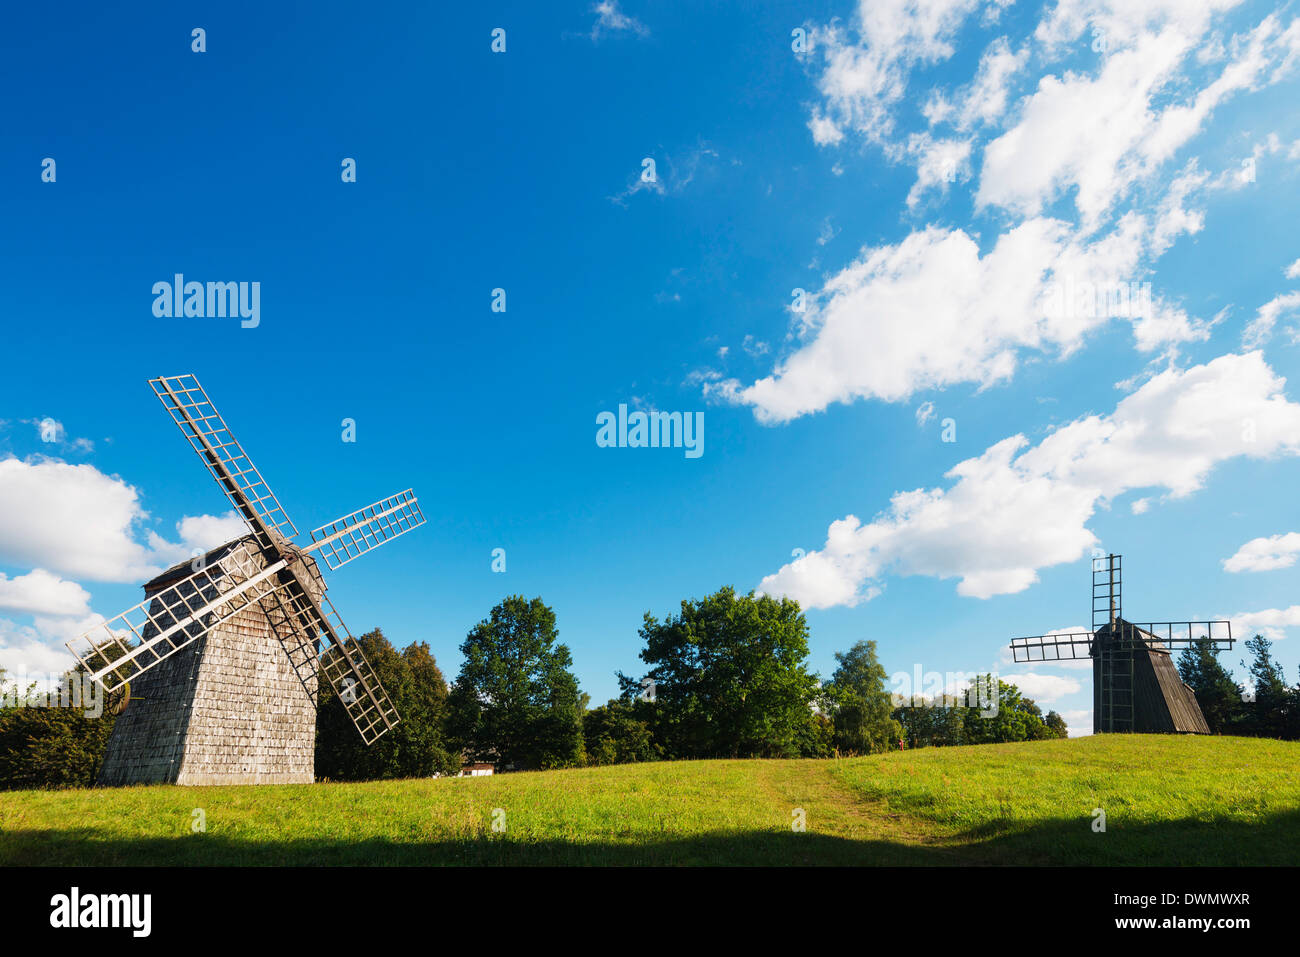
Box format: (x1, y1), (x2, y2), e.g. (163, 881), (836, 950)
(1243, 291), (1300, 347)
(1002, 672), (1082, 702)
(1222, 532), (1300, 572)
(1285, 258), (1300, 280)
(0, 569), (91, 617)
(806, 0), (984, 145)
(1062, 708), (1093, 737)
(758, 352), (1300, 607)
(705, 197), (1205, 423)
(944, 35), (1029, 130)
(0, 619), (78, 682)
(589, 1), (648, 42)
(1230, 605), (1300, 641)
(0, 455), (247, 583)
(915, 401), (937, 426)
(979, 12), (1299, 228)
(902, 133), (972, 207)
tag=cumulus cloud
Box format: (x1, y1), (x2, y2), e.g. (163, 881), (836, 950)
(979, 12), (1300, 228)
(0, 456), (247, 582)
(806, 0), (984, 145)
(705, 197), (1205, 423)
(1230, 605), (1300, 641)
(1223, 532), (1300, 573)
(1002, 672), (1082, 702)
(758, 352), (1300, 607)
(0, 569), (91, 617)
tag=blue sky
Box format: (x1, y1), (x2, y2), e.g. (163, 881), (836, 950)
(2, 0), (1299, 735)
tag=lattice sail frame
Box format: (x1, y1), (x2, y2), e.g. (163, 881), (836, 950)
(1010, 621), (1234, 663)
(66, 373), (426, 747)
(309, 489), (426, 571)
(67, 541), (275, 692)
(150, 375), (298, 541)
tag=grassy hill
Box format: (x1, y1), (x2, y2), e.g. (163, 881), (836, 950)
(2, 735), (1297, 865)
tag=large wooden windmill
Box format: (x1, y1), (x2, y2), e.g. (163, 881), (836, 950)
(1009, 554), (1233, 734)
(67, 374), (426, 785)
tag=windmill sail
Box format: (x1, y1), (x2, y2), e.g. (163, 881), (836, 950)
(75, 373), (414, 762)
(149, 374), (299, 542)
(66, 541), (288, 692)
(306, 489), (426, 571)
(258, 580), (400, 744)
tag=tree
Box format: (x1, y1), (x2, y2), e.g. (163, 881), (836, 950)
(1177, 638), (1242, 734)
(1237, 634), (1291, 739)
(824, 641), (902, 755)
(1044, 710), (1069, 738)
(315, 630), (461, 781)
(582, 699), (658, 765)
(0, 651), (131, 790)
(447, 596), (584, 771)
(0, 668), (119, 790)
(619, 586), (822, 759)
(959, 677), (1052, 744)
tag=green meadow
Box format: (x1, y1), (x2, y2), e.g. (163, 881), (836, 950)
(2, 735), (1296, 866)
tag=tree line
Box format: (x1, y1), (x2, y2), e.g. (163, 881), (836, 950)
(1, 587), (1293, 788)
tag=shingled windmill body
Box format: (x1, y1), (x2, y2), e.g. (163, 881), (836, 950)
(68, 375), (426, 785)
(1010, 555), (1233, 734)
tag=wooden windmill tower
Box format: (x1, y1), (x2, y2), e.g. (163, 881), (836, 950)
(67, 374), (426, 785)
(1009, 554), (1233, 734)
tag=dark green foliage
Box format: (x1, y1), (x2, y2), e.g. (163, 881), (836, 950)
(822, 640), (903, 755)
(959, 678), (1055, 743)
(0, 669), (118, 790)
(1238, 634), (1291, 739)
(315, 630), (461, 781)
(583, 698), (659, 765)
(1177, 637), (1244, 734)
(893, 677), (1056, 746)
(1044, 710), (1069, 738)
(447, 596), (584, 771)
(620, 586), (824, 759)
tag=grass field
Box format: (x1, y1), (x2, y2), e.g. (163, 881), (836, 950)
(2, 735), (1297, 865)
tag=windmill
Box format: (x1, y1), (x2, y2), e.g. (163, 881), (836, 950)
(1009, 554), (1233, 734)
(66, 374), (426, 785)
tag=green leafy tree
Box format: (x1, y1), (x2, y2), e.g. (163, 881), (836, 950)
(960, 677), (1052, 744)
(824, 641), (902, 755)
(315, 630), (461, 781)
(1177, 638), (1242, 734)
(1044, 710), (1069, 738)
(619, 586), (822, 759)
(0, 667), (119, 790)
(582, 698), (658, 765)
(447, 596), (584, 771)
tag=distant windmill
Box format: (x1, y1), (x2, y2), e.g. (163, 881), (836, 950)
(67, 374), (426, 785)
(1009, 554), (1233, 734)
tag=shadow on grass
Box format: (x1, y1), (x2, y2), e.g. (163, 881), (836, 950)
(3, 809), (1298, 866)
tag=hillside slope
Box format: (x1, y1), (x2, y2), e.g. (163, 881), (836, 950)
(1, 736), (1296, 865)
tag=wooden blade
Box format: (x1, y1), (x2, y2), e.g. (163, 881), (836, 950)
(304, 489), (426, 571)
(66, 542), (288, 692)
(1009, 632), (1095, 663)
(1100, 620), (1234, 651)
(150, 374), (298, 543)
(315, 594), (400, 745)
(259, 574), (400, 745)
